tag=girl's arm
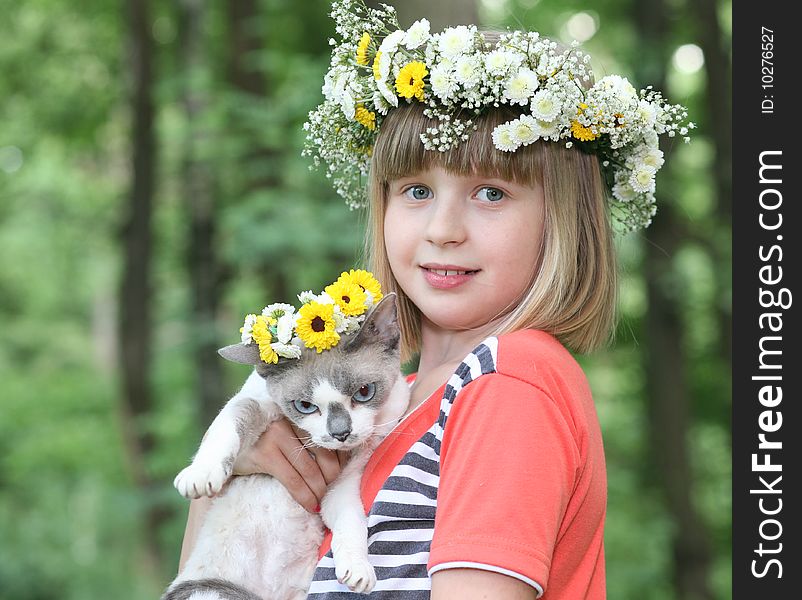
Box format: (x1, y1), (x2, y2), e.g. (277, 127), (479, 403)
(431, 569), (537, 600)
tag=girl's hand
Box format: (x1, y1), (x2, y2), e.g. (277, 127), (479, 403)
(232, 417), (347, 512)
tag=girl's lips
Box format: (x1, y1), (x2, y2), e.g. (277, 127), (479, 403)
(420, 266), (480, 289)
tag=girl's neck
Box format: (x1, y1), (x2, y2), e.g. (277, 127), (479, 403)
(416, 316), (500, 376)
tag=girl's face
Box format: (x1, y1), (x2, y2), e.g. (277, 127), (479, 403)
(384, 166), (545, 333)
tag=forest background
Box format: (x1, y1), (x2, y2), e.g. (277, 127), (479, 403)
(0, 0), (731, 598)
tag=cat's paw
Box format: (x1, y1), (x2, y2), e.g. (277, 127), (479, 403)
(173, 460), (231, 499)
(335, 554), (376, 594)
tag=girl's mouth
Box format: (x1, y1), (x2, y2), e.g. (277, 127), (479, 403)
(420, 266), (480, 289)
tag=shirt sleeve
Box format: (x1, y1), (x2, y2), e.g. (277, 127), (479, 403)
(427, 373), (582, 595)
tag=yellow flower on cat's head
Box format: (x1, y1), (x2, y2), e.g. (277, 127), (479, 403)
(338, 269), (383, 303)
(325, 280), (368, 317)
(296, 302), (340, 353)
(251, 315), (279, 364)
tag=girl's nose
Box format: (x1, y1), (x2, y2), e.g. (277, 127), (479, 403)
(424, 195), (467, 246)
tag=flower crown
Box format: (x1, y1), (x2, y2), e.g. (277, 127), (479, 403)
(238, 269), (383, 364)
(302, 0), (694, 232)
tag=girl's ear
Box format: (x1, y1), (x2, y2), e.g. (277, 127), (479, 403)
(218, 343), (262, 365)
(346, 293), (400, 354)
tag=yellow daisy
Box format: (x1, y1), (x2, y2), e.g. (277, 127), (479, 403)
(356, 32), (371, 66)
(251, 315), (279, 364)
(355, 104), (376, 130)
(571, 120), (598, 142)
(325, 279), (368, 317)
(337, 269), (383, 303)
(296, 302), (340, 353)
(372, 51), (383, 81)
(395, 61), (428, 101)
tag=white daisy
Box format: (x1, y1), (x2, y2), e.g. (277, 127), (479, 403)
(454, 54), (481, 86)
(504, 67), (539, 105)
(430, 63), (458, 101)
(491, 122), (520, 152)
(629, 165), (657, 193)
(275, 312), (295, 344)
(240, 314), (258, 344)
(297, 290), (317, 304)
(484, 49), (521, 76)
(612, 181), (637, 202)
(272, 343), (302, 360)
(437, 25), (474, 58)
(404, 18), (430, 49)
(530, 89), (561, 121)
(511, 115), (540, 146)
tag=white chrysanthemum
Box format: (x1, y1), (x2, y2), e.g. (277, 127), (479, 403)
(454, 54), (481, 86)
(332, 309), (348, 333)
(240, 314), (257, 344)
(492, 122), (520, 152)
(504, 67), (539, 105)
(613, 181), (637, 202)
(534, 117), (562, 140)
(297, 290), (317, 304)
(637, 99), (657, 126)
(437, 25), (474, 58)
(363, 289), (375, 308)
(404, 18), (430, 49)
(629, 165), (657, 193)
(598, 75), (637, 100)
(275, 312), (295, 344)
(262, 303), (295, 318)
(378, 29), (405, 56)
(484, 48), (521, 76)
(377, 78), (399, 106)
(511, 115), (539, 146)
(430, 63), (458, 100)
(530, 89), (561, 121)
(640, 147), (665, 169)
(272, 342), (302, 360)
(343, 315), (364, 334)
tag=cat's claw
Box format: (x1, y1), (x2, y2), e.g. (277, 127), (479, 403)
(174, 460), (231, 499)
(335, 555), (376, 594)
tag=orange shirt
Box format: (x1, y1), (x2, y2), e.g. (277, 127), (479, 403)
(308, 329), (606, 599)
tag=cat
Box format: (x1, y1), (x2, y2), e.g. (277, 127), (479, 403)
(163, 294), (409, 600)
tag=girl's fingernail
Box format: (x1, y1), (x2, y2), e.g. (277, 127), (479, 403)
(314, 504), (321, 513)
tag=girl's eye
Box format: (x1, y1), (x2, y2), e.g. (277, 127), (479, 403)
(477, 187), (505, 202)
(352, 383), (376, 403)
(403, 185), (432, 201)
(293, 399), (318, 414)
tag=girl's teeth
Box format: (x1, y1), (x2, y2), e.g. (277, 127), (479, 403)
(430, 269), (469, 276)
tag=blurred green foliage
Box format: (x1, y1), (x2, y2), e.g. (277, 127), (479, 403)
(0, 0), (730, 598)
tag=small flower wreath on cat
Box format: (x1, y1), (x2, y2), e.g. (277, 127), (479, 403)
(302, 0), (694, 232)
(239, 269), (384, 363)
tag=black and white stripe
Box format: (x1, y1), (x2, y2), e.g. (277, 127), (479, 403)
(306, 338), (498, 599)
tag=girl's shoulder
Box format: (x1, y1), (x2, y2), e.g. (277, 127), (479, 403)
(487, 328), (593, 408)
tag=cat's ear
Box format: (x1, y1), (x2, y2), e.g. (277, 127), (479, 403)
(218, 343), (262, 365)
(346, 293), (400, 353)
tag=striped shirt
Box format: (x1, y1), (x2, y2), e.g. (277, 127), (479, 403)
(306, 329), (607, 599)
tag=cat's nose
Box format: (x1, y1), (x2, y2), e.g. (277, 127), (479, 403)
(331, 430), (351, 442)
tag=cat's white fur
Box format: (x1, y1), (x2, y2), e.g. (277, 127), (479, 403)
(167, 366), (410, 599)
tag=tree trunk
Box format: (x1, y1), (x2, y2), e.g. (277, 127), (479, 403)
(690, 0), (733, 370)
(633, 0), (715, 597)
(120, 0), (165, 574)
(178, 0), (225, 429)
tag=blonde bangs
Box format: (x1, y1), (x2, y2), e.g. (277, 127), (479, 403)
(371, 101), (545, 189)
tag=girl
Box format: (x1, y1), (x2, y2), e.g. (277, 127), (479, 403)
(179, 3), (690, 598)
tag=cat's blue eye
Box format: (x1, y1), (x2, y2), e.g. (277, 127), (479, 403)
(477, 186), (505, 202)
(352, 383), (376, 403)
(403, 185), (431, 201)
(293, 399), (318, 414)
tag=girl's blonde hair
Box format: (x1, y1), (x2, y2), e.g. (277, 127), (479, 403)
(364, 33), (617, 360)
